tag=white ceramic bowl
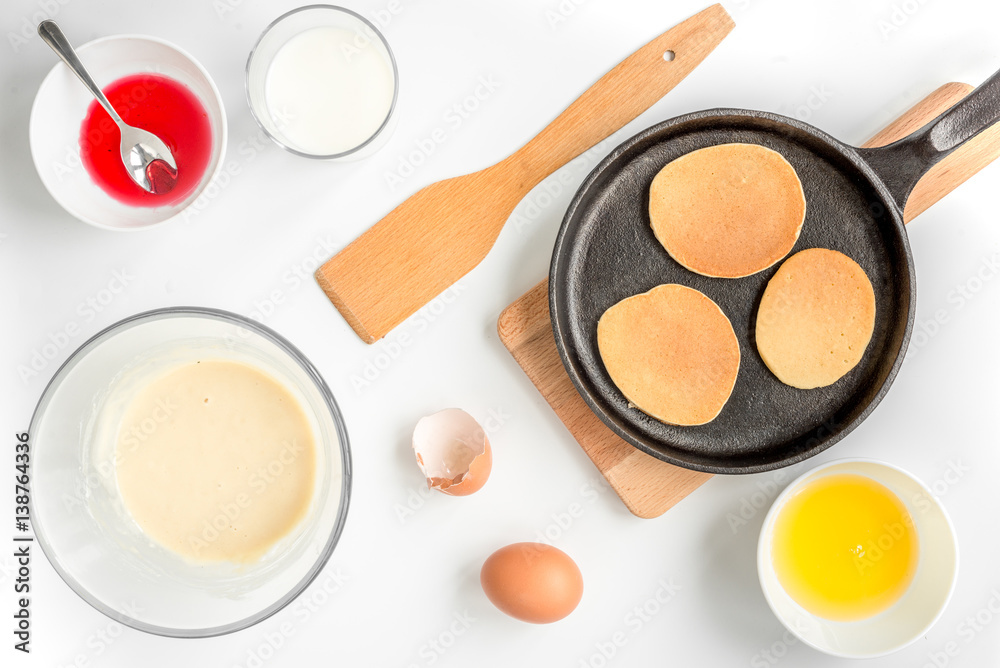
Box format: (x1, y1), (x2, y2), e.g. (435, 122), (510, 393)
(30, 35), (227, 230)
(757, 458), (958, 659)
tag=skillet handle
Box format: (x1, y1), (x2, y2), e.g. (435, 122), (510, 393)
(859, 66), (1000, 209)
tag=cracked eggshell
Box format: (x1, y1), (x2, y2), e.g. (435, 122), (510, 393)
(412, 408), (492, 496)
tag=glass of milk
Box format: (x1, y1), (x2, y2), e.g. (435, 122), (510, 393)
(246, 5), (398, 160)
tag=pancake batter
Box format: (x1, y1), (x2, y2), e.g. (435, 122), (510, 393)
(115, 360), (316, 563)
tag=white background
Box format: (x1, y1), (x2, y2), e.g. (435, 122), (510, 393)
(2, 0), (1000, 666)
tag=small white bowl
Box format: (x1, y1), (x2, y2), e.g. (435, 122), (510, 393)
(30, 35), (227, 230)
(757, 458), (958, 659)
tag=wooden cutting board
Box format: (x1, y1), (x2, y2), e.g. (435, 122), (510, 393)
(498, 82), (1000, 518)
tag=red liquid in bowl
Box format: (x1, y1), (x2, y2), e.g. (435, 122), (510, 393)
(79, 74), (213, 207)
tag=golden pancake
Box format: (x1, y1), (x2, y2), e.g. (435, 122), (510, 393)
(597, 284), (740, 426)
(649, 143), (806, 278)
(756, 248), (876, 389)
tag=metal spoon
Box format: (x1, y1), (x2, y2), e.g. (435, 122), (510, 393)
(38, 20), (177, 193)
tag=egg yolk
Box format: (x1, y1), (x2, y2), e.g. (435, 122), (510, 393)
(772, 473), (919, 621)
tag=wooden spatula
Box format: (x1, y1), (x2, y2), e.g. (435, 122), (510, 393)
(315, 4), (735, 343)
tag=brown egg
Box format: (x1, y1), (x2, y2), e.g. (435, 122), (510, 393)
(480, 543), (584, 623)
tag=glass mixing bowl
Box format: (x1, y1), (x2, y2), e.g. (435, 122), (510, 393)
(28, 308), (351, 637)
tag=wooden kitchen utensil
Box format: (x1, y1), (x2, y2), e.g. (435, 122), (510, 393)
(316, 4), (735, 343)
(498, 82), (1000, 518)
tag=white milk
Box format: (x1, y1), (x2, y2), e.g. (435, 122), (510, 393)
(264, 26), (395, 156)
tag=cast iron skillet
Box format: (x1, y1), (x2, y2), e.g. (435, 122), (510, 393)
(550, 69), (1000, 475)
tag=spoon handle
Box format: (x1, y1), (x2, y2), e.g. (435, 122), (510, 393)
(37, 20), (124, 126)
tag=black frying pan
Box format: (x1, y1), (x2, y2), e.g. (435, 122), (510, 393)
(549, 70), (1000, 475)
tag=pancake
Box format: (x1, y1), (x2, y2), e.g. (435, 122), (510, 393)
(597, 284), (740, 426)
(756, 248), (876, 389)
(649, 143), (806, 278)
